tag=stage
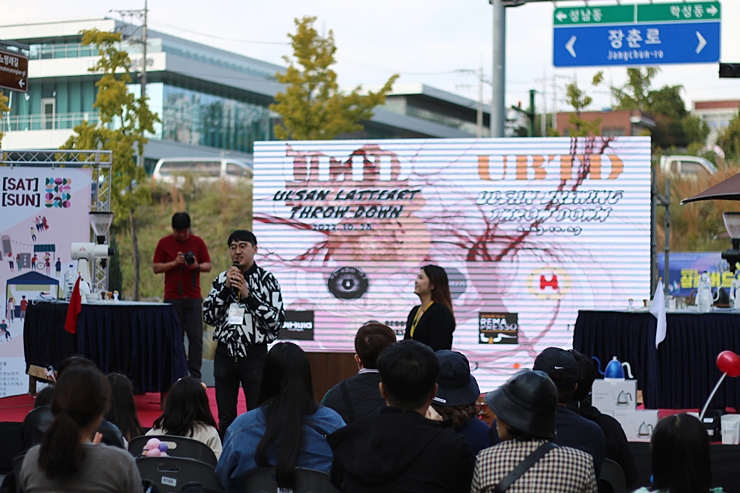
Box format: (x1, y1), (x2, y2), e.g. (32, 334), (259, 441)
(0, 386), (245, 473)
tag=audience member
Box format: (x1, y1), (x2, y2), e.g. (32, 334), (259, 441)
(216, 342), (345, 493)
(533, 347), (606, 477)
(430, 350), (489, 455)
(328, 339), (475, 493)
(105, 373), (144, 445)
(322, 322), (396, 423)
(567, 350), (638, 489)
(34, 386), (54, 408)
(632, 413), (717, 493)
(20, 356), (124, 451)
(472, 370), (597, 493)
(147, 376), (222, 459)
(19, 365), (141, 493)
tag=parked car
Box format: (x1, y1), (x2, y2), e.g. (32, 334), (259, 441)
(152, 158), (253, 184)
(660, 155), (717, 179)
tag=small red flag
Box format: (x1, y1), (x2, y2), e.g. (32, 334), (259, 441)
(64, 276), (82, 334)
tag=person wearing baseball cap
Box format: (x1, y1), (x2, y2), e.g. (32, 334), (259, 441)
(472, 370), (597, 493)
(430, 350), (489, 454)
(533, 347), (606, 478)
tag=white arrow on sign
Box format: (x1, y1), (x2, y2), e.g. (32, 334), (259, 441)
(707, 5), (718, 16)
(18, 79), (24, 88)
(556, 11), (567, 22)
(565, 35), (577, 58)
(696, 31), (707, 54)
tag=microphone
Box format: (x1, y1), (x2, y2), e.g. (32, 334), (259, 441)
(232, 261), (241, 298)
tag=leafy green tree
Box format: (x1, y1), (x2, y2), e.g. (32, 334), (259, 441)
(61, 29), (159, 300)
(565, 72), (603, 136)
(718, 110), (740, 163)
(271, 16), (399, 140)
(612, 68), (659, 111)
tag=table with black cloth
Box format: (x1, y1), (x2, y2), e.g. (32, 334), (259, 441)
(23, 300), (188, 393)
(573, 309), (740, 410)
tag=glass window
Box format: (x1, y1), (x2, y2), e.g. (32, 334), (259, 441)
(226, 163), (247, 177)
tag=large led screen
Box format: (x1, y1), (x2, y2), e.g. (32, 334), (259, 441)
(254, 137), (651, 390)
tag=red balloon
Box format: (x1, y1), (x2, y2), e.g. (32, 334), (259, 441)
(717, 351), (740, 377)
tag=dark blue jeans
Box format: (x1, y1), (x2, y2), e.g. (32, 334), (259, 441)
(214, 342), (266, 438)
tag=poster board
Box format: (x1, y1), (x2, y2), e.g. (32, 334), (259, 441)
(0, 166), (92, 397)
(253, 137), (651, 391)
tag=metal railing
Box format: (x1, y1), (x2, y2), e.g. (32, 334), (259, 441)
(4, 112), (102, 132)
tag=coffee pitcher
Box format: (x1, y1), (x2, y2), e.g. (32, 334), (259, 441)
(730, 276), (740, 309)
(638, 422), (654, 437)
(616, 390), (633, 406)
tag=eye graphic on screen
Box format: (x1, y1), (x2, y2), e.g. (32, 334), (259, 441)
(328, 266), (369, 300)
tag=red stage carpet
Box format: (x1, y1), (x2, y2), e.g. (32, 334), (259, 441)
(0, 387), (245, 427)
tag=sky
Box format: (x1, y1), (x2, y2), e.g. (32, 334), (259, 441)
(6, 0), (740, 116)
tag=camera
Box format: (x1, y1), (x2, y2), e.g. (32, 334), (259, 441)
(184, 252), (196, 265)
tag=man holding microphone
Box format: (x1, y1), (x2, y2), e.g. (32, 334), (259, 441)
(153, 212), (212, 380)
(203, 229), (285, 436)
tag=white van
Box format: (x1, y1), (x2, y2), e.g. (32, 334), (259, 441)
(152, 157), (253, 184)
(659, 155), (717, 179)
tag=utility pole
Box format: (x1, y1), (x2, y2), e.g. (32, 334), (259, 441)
(477, 62), (484, 138)
(111, 0), (148, 168)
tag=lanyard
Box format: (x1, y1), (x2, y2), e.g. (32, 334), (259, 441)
(410, 301), (434, 338)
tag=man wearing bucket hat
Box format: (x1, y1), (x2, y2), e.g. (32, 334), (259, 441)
(472, 370), (597, 493)
(431, 350), (490, 454)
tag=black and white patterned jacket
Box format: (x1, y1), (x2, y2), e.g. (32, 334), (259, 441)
(203, 263), (285, 358)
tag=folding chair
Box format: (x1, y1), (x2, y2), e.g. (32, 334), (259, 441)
(242, 467), (340, 493)
(136, 456), (224, 493)
(129, 435), (218, 468)
(598, 458), (627, 493)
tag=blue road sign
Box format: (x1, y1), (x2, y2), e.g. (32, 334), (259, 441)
(553, 22), (720, 67)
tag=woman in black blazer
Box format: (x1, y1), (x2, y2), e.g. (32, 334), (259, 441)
(404, 264), (456, 351)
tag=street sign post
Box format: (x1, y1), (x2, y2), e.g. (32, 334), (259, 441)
(553, 2), (721, 68)
(0, 48), (28, 93)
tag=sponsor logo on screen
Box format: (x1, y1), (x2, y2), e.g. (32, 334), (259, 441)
(328, 266), (369, 300)
(526, 267), (571, 300)
(446, 267), (468, 300)
(479, 312), (519, 344)
(280, 310), (315, 341)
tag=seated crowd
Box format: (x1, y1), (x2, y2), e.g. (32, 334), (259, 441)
(9, 326), (719, 493)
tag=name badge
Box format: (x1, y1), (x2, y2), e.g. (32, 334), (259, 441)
(227, 304), (246, 325)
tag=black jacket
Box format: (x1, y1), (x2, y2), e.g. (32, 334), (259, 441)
(328, 407), (475, 493)
(567, 400), (639, 488)
(321, 371), (385, 424)
(404, 303), (455, 351)
(20, 404), (125, 451)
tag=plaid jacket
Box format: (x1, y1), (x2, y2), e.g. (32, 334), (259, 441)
(203, 263), (284, 357)
(471, 439), (597, 493)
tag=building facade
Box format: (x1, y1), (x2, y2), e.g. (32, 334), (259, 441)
(555, 109), (655, 137)
(0, 19), (489, 169)
(693, 100), (740, 145)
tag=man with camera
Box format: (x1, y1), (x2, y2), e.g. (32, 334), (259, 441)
(153, 212), (212, 379)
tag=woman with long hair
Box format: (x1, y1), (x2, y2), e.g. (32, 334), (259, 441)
(105, 373), (143, 445)
(632, 413), (718, 493)
(19, 365), (141, 493)
(147, 376), (221, 459)
(404, 264), (456, 351)
(216, 342), (345, 493)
